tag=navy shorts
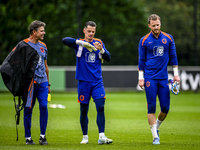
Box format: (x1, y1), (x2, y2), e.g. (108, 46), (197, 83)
(145, 78), (170, 114)
(77, 80), (106, 104)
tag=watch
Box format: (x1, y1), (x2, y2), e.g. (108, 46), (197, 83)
(48, 83), (51, 86)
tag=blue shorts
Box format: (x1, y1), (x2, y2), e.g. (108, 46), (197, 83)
(145, 78), (170, 114)
(77, 80), (106, 104)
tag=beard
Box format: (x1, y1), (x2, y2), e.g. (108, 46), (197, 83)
(152, 29), (160, 36)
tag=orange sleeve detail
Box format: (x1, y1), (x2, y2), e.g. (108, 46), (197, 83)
(12, 47), (16, 51)
(94, 38), (103, 45)
(38, 40), (47, 48)
(142, 32), (151, 46)
(161, 31), (173, 42)
(23, 38), (29, 43)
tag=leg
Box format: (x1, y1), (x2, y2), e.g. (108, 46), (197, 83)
(157, 79), (170, 129)
(77, 81), (91, 144)
(92, 80), (112, 144)
(158, 111), (167, 121)
(148, 113), (156, 125)
(145, 79), (160, 144)
(80, 103), (89, 135)
(95, 98), (105, 133)
(37, 82), (48, 145)
(37, 82), (48, 136)
(24, 89), (37, 138)
(145, 79), (157, 126)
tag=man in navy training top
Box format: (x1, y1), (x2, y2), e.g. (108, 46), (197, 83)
(138, 14), (180, 145)
(20, 20), (50, 145)
(62, 21), (112, 145)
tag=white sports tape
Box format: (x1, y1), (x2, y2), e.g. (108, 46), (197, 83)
(77, 46), (83, 57)
(138, 71), (144, 80)
(100, 48), (105, 54)
(173, 67), (179, 76)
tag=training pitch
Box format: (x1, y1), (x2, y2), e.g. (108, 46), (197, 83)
(0, 91), (200, 150)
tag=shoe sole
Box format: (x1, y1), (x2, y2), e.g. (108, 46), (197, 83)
(80, 142), (88, 144)
(98, 140), (113, 145)
(39, 142), (48, 145)
(153, 142), (160, 145)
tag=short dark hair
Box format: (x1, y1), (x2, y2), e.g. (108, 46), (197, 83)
(29, 20), (46, 35)
(148, 14), (161, 24)
(84, 21), (97, 28)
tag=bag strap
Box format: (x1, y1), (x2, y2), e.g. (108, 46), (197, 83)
(14, 96), (25, 141)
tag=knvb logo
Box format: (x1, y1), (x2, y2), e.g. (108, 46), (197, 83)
(85, 52), (96, 63)
(153, 46), (164, 56)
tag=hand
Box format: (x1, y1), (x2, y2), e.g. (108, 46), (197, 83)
(94, 42), (102, 50)
(139, 79), (144, 89)
(173, 76), (180, 84)
(76, 40), (97, 52)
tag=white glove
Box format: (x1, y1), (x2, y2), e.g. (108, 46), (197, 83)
(76, 40), (97, 52)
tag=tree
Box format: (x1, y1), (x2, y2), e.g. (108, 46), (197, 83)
(1, 0), (199, 66)
(143, 0), (200, 65)
(0, 0), (148, 65)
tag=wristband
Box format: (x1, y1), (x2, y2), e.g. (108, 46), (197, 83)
(173, 67), (179, 76)
(48, 83), (51, 86)
(100, 48), (105, 54)
(138, 71), (144, 80)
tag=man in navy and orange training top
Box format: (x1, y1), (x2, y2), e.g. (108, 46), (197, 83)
(62, 21), (112, 145)
(138, 14), (180, 145)
(22, 20), (50, 145)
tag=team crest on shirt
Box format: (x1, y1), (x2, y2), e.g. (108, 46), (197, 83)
(153, 46), (164, 56)
(162, 38), (167, 44)
(85, 52), (96, 63)
(40, 47), (44, 53)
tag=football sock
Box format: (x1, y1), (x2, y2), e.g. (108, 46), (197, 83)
(150, 124), (159, 139)
(156, 118), (163, 130)
(95, 99), (105, 133)
(99, 132), (105, 138)
(83, 135), (88, 138)
(80, 103), (89, 135)
(40, 134), (45, 138)
(26, 137), (32, 140)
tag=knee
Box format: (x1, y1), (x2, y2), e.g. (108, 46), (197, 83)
(39, 101), (47, 110)
(97, 104), (104, 112)
(95, 98), (105, 112)
(148, 104), (156, 113)
(80, 104), (88, 115)
(161, 106), (169, 114)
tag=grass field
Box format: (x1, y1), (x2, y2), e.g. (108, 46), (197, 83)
(0, 91), (200, 150)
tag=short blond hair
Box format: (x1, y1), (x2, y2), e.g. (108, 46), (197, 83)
(148, 14), (160, 24)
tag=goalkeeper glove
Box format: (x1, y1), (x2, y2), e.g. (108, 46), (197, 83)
(170, 79), (179, 95)
(76, 40), (97, 52)
(48, 93), (51, 102)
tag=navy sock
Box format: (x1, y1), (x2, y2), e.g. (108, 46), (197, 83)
(95, 98), (105, 133)
(80, 103), (89, 135)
